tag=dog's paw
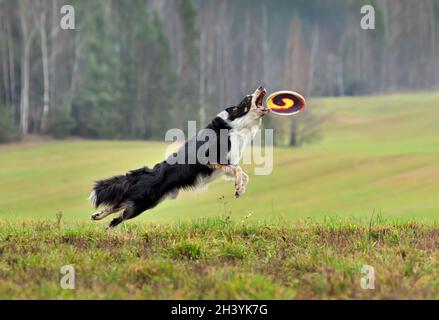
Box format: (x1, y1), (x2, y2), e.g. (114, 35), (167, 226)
(241, 172), (249, 186)
(234, 172), (248, 198)
(234, 183), (246, 198)
(91, 212), (102, 221)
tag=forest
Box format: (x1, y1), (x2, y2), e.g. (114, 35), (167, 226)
(0, 0), (438, 145)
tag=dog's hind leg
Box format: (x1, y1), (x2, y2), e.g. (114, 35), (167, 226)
(107, 205), (139, 229)
(107, 203), (151, 229)
(91, 206), (120, 221)
(108, 215), (125, 229)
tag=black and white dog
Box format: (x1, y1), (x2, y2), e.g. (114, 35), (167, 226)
(90, 86), (269, 228)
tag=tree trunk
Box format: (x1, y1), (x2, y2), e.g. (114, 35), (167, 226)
(67, 32), (82, 113)
(49, 0), (59, 112)
(336, 33), (345, 96)
(261, 1), (269, 86)
(307, 26), (319, 96)
(6, 19), (16, 108)
(1, 20), (11, 105)
(39, 6), (50, 133)
(289, 120), (298, 147)
(199, 23), (206, 126)
(285, 18), (303, 146)
(241, 10), (251, 92)
(19, 9), (34, 135)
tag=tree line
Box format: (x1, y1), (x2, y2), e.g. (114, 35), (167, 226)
(1, 0), (438, 145)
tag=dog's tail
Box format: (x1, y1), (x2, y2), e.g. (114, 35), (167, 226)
(89, 164), (170, 209)
(90, 162), (214, 228)
(89, 174), (132, 208)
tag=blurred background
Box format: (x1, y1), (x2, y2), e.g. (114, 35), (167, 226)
(1, 0), (438, 143)
(0, 0), (438, 222)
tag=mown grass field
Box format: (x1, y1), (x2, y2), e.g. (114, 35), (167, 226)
(0, 92), (438, 299)
(0, 92), (438, 223)
(0, 217), (437, 299)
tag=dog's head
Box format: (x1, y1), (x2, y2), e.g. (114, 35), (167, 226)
(225, 87), (269, 121)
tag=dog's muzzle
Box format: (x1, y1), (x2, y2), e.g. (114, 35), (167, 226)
(255, 87), (269, 115)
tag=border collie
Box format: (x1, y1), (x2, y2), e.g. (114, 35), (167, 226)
(89, 86), (269, 228)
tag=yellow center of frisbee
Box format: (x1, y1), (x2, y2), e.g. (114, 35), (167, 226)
(267, 97), (295, 110)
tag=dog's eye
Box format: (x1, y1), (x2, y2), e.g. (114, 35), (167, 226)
(226, 106), (238, 116)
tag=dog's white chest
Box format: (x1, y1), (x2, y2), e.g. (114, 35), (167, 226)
(229, 119), (261, 164)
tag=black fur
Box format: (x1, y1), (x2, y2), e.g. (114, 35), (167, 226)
(93, 162), (214, 228)
(225, 95), (252, 121)
(90, 108), (241, 228)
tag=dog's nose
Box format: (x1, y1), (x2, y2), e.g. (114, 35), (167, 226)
(258, 86), (264, 91)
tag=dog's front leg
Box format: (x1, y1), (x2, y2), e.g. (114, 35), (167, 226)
(234, 166), (249, 198)
(213, 164), (249, 198)
(207, 164), (249, 197)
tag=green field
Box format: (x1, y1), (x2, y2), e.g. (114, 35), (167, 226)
(0, 92), (438, 299)
(0, 92), (438, 223)
(0, 218), (437, 299)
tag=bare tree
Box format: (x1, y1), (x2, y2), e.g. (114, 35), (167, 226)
(66, 32), (82, 113)
(284, 17), (322, 147)
(308, 26), (319, 96)
(6, 15), (16, 107)
(48, 0), (60, 114)
(198, 9), (207, 125)
(19, 0), (36, 135)
(1, 15), (11, 105)
(38, 0), (50, 133)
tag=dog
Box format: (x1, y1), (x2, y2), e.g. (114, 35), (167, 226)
(89, 86), (269, 228)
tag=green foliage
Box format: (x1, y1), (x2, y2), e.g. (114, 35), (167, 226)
(72, 1), (124, 139)
(0, 105), (20, 143)
(48, 107), (76, 139)
(175, 0), (200, 127)
(70, 0), (177, 140)
(1, 0), (439, 142)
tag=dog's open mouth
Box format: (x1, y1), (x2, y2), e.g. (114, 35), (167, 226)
(255, 89), (269, 115)
(256, 90), (266, 107)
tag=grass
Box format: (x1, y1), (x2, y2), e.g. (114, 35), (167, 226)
(0, 92), (438, 299)
(0, 217), (437, 299)
(0, 92), (438, 223)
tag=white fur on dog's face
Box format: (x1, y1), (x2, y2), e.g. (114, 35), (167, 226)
(218, 86), (268, 128)
(215, 87), (268, 165)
